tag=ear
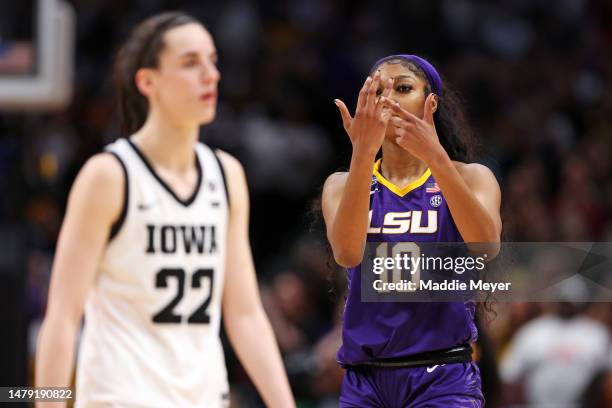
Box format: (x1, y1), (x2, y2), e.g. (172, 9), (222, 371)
(423, 93), (438, 124)
(430, 94), (438, 114)
(134, 68), (155, 98)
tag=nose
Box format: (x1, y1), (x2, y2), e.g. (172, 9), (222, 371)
(201, 61), (220, 84)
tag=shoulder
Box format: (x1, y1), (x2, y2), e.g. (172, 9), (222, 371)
(452, 161), (499, 189)
(66, 152), (125, 223)
(321, 172), (349, 211)
(452, 161), (495, 181)
(77, 153), (125, 191)
(574, 316), (610, 340)
(214, 149), (245, 180)
(323, 171), (349, 193)
(514, 315), (559, 341)
(213, 150), (248, 212)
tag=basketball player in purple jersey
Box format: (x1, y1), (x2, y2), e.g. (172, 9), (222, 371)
(322, 55), (502, 407)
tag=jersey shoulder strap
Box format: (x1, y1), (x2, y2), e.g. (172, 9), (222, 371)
(196, 143), (230, 209)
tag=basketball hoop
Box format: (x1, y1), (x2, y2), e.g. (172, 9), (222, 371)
(0, 0), (74, 110)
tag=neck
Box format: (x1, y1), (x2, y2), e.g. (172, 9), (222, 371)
(131, 109), (200, 173)
(379, 141), (428, 182)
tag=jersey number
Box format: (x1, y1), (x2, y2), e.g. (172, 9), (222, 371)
(152, 268), (214, 324)
(375, 242), (421, 292)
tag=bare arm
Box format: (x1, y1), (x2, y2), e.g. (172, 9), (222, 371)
(35, 154), (123, 407)
(321, 153), (375, 267)
(217, 151), (295, 408)
(388, 95), (502, 256)
(430, 159), (502, 250)
(324, 72), (393, 267)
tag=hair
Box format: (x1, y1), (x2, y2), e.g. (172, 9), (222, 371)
(113, 12), (201, 136)
(370, 58), (480, 162)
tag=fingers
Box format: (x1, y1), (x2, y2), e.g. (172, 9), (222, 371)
(365, 70), (381, 110)
(381, 77), (393, 99)
(334, 99), (352, 133)
(357, 76), (372, 111)
(375, 78), (393, 118)
(389, 117), (415, 138)
(395, 133), (409, 150)
(380, 106), (392, 123)
(394, 129), (417, 153)
(382, 99), (419, 123)
(390, 116), (408, 128)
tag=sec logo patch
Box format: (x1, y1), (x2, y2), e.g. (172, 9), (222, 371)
(430, 195), (442, 207)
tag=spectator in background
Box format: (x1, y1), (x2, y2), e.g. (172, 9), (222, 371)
(500, 294), (610, 406)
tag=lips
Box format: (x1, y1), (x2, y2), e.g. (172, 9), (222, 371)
(200, 91), (217, 102)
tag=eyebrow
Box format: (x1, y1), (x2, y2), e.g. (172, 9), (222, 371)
(179, 51), (197, 58)
(178, 51), (218, 60)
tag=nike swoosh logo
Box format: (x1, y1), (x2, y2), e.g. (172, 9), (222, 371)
(370, 189), (378, 195)
(138, 202), (158, 210)
(426, 364), (445, 373)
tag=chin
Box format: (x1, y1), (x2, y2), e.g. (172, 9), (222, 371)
(198, 109), (216, 125)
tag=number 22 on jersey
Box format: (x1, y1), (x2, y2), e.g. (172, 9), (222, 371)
(152, 268), (214, 324)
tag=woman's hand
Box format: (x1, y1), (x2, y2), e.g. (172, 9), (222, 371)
(386, 93), (448, 164)
(334, 70), (393, 158)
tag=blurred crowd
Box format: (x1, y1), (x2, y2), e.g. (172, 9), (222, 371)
(1, 0), (612, 407)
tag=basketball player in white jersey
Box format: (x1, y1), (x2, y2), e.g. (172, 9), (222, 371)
(35, 12), (295, 407)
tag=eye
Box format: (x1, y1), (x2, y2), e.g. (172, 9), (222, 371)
(183, 58), (199, 68)
(396, 84), (412, 93)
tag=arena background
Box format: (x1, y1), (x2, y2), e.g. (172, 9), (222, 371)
(1, 0), (612, 407)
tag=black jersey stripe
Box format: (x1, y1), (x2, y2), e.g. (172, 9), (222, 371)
(107, 151), (129, 241)
(213, 149), (230, 209)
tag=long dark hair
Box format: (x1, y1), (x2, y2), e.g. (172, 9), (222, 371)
(370, 58), (480, 162)
(113, 12), (200, 136)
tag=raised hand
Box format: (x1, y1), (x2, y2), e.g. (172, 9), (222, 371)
(334, 70), (393, 158)
(385, 93), (447, 164)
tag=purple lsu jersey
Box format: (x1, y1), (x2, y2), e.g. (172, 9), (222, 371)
(337, 159), (478, 365)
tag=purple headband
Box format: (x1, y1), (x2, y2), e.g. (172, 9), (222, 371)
(371, 54), (443, 96)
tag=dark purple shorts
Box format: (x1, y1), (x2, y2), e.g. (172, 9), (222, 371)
(339, 362), (484, 407)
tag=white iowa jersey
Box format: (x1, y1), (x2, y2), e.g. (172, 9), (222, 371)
(76, 138), (230, 407)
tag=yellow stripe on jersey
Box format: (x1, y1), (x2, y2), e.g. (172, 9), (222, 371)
(373, 158), (431, 197)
